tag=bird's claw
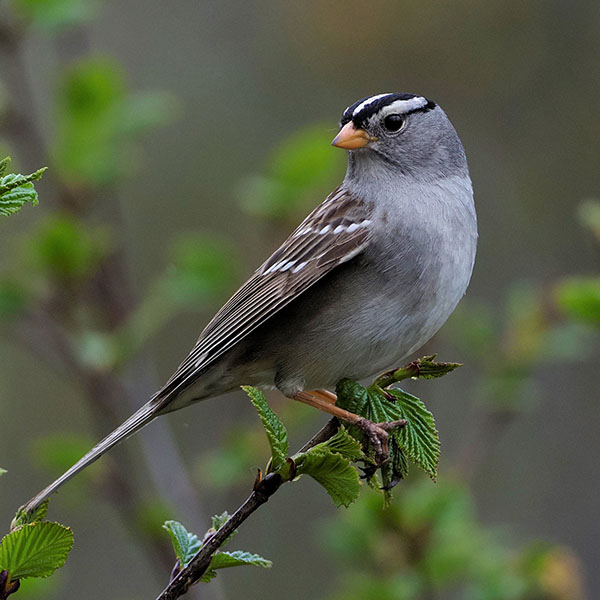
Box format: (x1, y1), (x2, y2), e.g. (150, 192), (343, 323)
(355, 417), (407, 465)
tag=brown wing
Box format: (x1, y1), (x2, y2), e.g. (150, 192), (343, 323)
(157, 187), (372, 400)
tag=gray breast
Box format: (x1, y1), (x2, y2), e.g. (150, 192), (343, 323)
(251, 175), (477, 394)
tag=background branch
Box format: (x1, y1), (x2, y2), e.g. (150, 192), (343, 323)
(0, 9), (214, 595)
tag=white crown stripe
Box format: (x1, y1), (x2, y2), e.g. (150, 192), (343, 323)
(352, 93), (393, 118)
(380, 97), (428, 115)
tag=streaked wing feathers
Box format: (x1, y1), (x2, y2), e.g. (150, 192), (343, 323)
(157, 187), (371, 400)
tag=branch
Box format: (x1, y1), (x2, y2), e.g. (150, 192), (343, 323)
(156, 418), (339, 600)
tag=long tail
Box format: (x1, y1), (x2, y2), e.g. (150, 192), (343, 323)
(20, 400), (159, 516)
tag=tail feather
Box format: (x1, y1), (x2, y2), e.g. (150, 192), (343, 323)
(20, 400), (158, 515)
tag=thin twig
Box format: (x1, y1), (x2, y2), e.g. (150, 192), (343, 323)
(298, 417), (339, 452)
(156, 418), (340, 600)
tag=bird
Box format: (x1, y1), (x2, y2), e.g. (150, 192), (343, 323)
(21, 92), (477, 515)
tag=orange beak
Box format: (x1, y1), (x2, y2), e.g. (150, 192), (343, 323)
(331, 121), (374, 149)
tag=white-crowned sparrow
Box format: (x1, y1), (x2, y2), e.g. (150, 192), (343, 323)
(23, 92), (477, 513)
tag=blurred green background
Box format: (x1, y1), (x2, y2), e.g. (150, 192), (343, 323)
(1, 1), (598, 599)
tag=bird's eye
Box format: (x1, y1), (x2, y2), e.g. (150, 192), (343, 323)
(383, 114), (404, 132)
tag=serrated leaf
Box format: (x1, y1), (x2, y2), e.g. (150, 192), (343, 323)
(0, 522), (73, 580)
(0, 168), (46, 194)
(336, 379), (397, 423)
(0, 163), (46, 217)
(162, 521), (201, 568)
(336, 378), (440, 482)
(295, 448), (361, 508)
(13, 501), (49, 528)
(374, 355), (461, 387)
(0, 183), (38, 216)
(242, 386), (288, 470)
(411, 356), (462, 379)
(200, 550), (273, 582)
(211, 512), (230, 532)
(314, 426), (365, 462)
(208, 512), (236, 548)
(380, 439), (409, 507)
(387, 389), (440, 480)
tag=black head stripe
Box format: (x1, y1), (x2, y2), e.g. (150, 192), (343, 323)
(340, 93), (436, 128)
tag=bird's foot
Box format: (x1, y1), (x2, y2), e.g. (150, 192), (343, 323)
(354, 417), (407, 465)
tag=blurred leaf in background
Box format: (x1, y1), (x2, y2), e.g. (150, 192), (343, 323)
(25, 215), (112, 283)
(237, 124), (345, 225)
(555, 278), (600, 327)
(54, 56), (176, 189)
(577, 199), (600, 243)
(0, 278), (28, 321)
(114, 234), (238, 365)
(445, 277), (596, 414)
(12, 0), (100, 32)
(163, 236), (238, 307)
(29, 433), (103, 508)
(322, 481), (587, 600)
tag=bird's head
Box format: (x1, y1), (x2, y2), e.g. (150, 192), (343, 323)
(332, 93), (467, 179)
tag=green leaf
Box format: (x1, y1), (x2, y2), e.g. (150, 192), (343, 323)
(210, 512), (230, 532)
(0, 467), (6, 477)
(207, 512), (236, 548)
(0, 157), (46, 216)
(555, 277), (600, 326)
(290, 426), (364, 507)
(336, 379), (397, 425)
(336, 379), (440, 482)
(380, 439), (409, 507)
(209, 550), (272, 570)
(12, 501), (49, 529)
(374, 355), (461, 387)
(0, 522), (73, 580)
(242, 386), (288, 471)
(200, 550), (272, 582)
(318, 426), (365, 462)
(387, 389), (440, 480)
(162, 521), (201, 568)
(0, 181), (38, 216)
(0, 157), (9, 177)
(295, 448), (361, 508)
